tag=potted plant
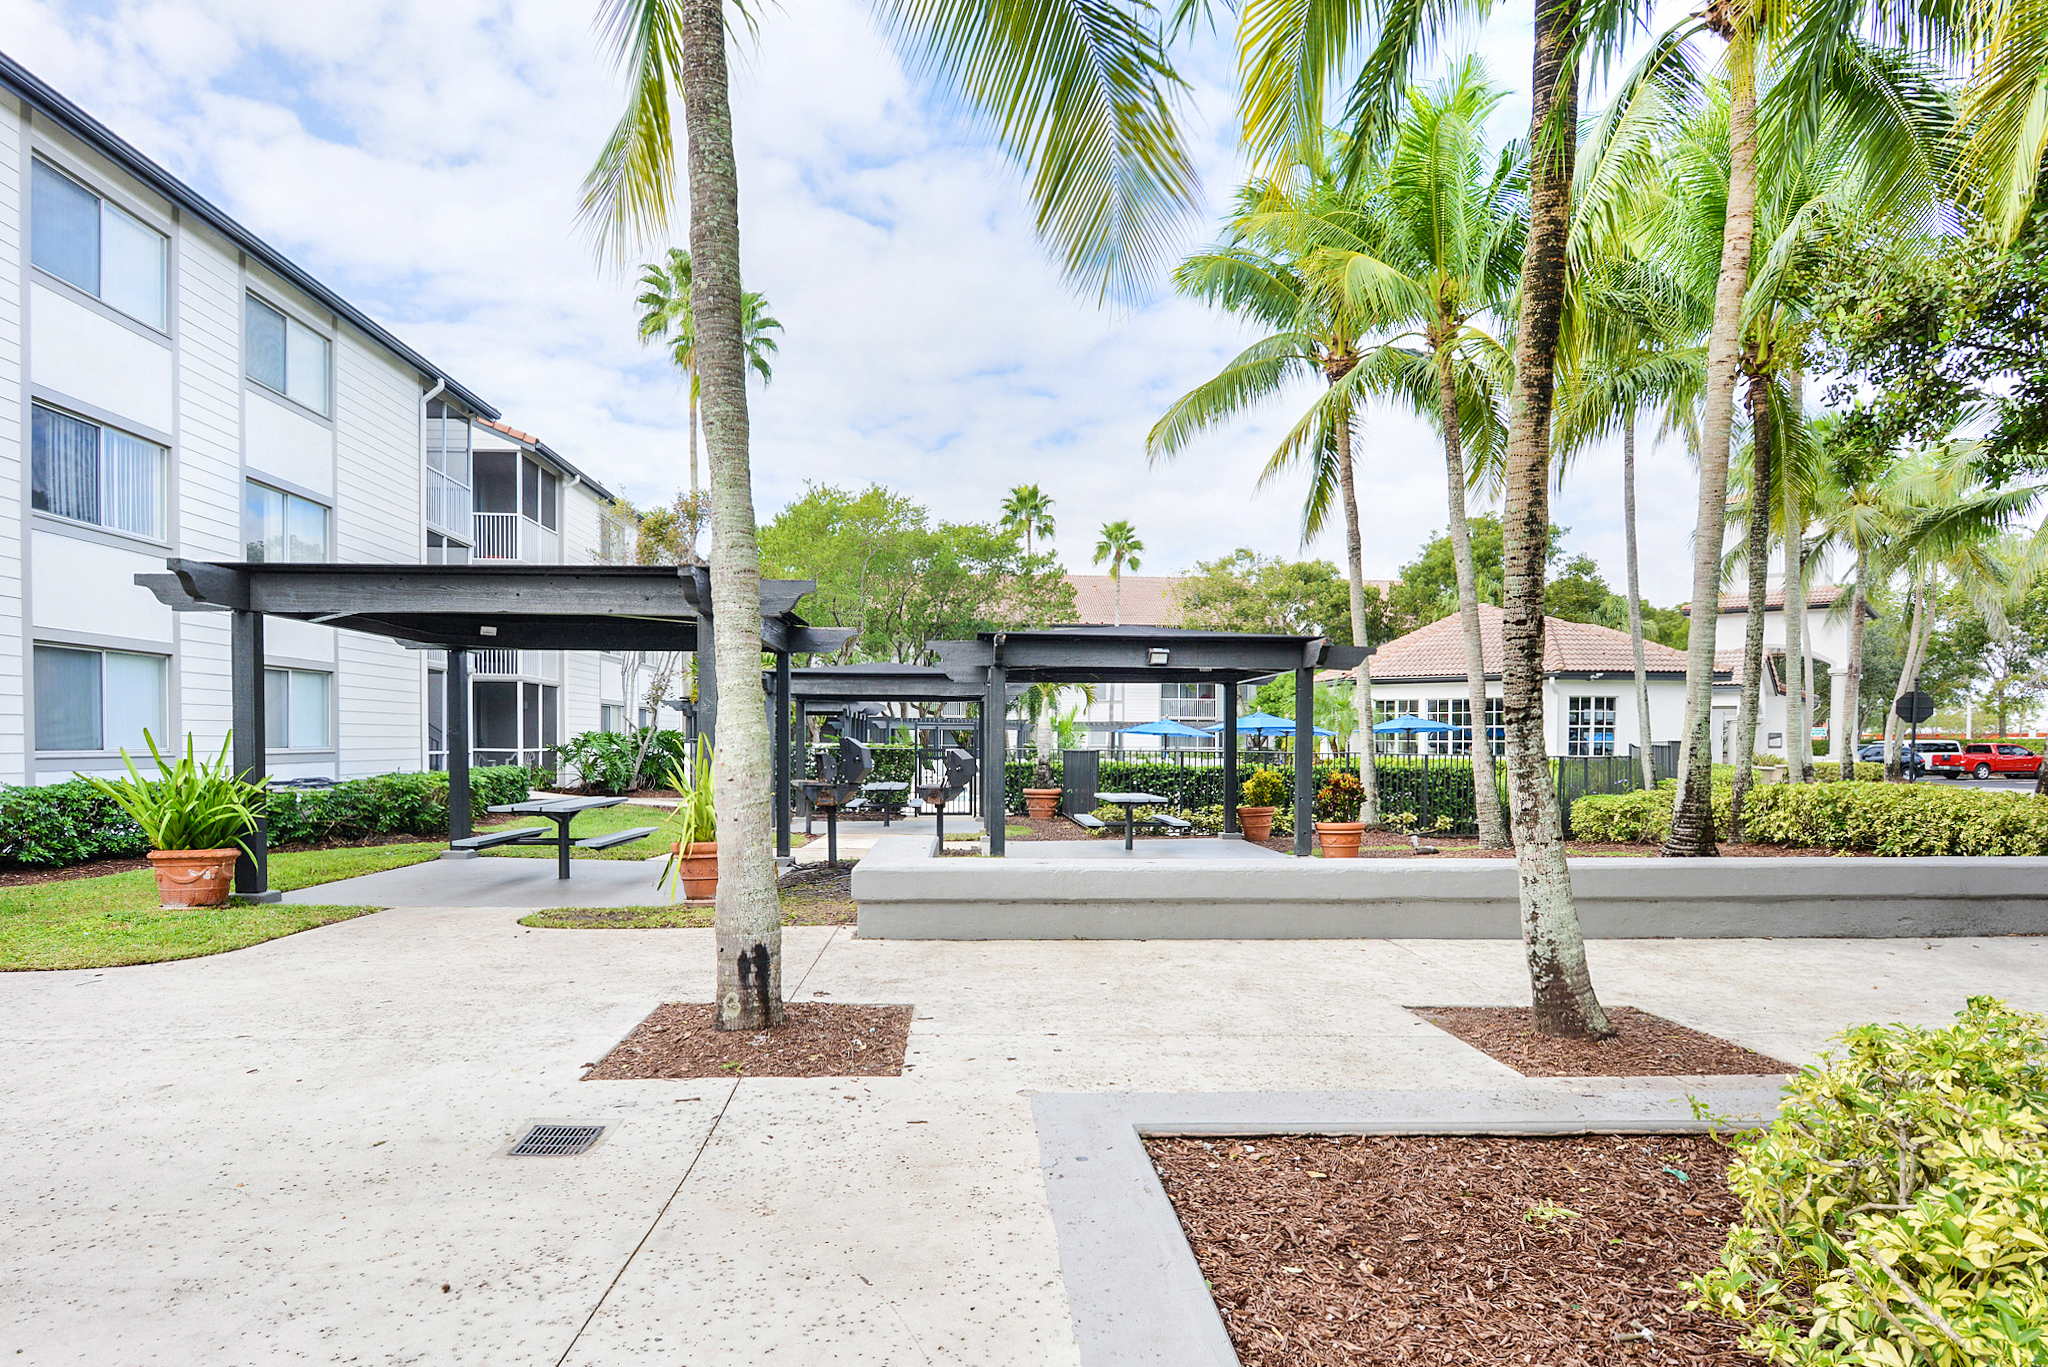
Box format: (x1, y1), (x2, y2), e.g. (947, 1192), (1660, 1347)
(81, 731), (265, 908)
(1313, 769), (1367, 857)
(1023, 744), (1062, 819)
(1237, 766), (1288, 842)
(656, 742), (717, 903)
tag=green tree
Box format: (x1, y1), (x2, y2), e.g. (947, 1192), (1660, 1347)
(636, 248), (782, 495)
(581, 0), (1196, 1030)
(1092, 520), (1145, 624)
(1000, 484), (1057, 561)
(1176, 550), (1381, 641)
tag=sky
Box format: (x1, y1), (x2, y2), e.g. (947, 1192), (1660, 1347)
(3, 0), (1713, 605)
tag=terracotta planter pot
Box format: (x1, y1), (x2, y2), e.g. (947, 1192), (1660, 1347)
(1314, 821), (1367, 858)
(1022, 788), (1062, 820)
(147, 848), (240, 908)
(672, 840), (718, 902)
(1238, 806), (1276, 842)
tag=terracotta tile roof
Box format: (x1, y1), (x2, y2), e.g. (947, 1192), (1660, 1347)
(1681, 585), (1867, 616)
(1367, 603), (1693, 681)
(477, 417), (541, 447)
(1065, 575), (1183, 626)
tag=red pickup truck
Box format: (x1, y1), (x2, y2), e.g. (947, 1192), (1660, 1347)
(1928, 743), (2045, 780)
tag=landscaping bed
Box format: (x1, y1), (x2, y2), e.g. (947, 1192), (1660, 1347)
(1147, 1132), (1755, 1366)
(1412, 1007), (1792, 1076)
(518, 866), (859, 929)
(584, 1001), (913, 1078)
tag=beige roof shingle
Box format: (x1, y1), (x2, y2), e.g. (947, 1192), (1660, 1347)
(1367, 603), (1693, 680)
(1065, 574), (1182, 626)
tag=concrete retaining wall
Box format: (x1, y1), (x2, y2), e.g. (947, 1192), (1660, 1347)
(851, 836), (2048, 939)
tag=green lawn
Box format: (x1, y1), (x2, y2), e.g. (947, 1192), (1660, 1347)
(0, 842), (438, 972)
(484, 803), (675, 861)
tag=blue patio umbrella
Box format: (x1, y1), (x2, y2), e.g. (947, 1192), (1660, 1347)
(1217, 711), (1335, 737)
(1116, 718), (1214, 739)
(1372, 715), (1457, 735)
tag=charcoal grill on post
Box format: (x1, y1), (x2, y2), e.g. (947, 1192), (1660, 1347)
(915, 746), (977, 844)
(794, 736), (874, 865)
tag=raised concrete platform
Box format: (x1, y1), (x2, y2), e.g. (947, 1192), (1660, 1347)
(1004, 839), (1285, 861)
(852, 835), (2048, 939)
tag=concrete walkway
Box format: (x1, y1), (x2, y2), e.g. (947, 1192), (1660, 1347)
(281, 851), (675, 908)
(4, 912), (2044, 1364)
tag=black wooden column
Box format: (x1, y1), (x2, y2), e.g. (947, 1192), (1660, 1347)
(1222, 697), (1240, 837)
(230, 609), (278, 900)
(985, 658), (1007, 856)
(446, 649), (471, 842)
(692, 568), (718, 744)
(1293, 666), (1313, 856)
(773, 649), (791, 860)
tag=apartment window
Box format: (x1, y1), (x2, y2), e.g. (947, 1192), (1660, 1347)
(245, 296), (331, 414)
(425, 399), (471, 534)
(30, 160), (167, 329)
(264, 668), (332, 749)
(245, 482), (330, 563)
(1567, 695), (1618, 757)
(521, 460), (560, 531)
(426, 532), (470, 564)
(1425, 698), (1469, 755)
(1484, 697), (1505, 757)
(33, 646), (165, 752)
(31, 404), (165, 539)
(601, 704), (625, 733)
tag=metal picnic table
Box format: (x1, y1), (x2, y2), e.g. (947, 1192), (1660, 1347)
(860, 780), (910, 826)
(1094, 791), (1172, 851)
(456, 795), (655, 880)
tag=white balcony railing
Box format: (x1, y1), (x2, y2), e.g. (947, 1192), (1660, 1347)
(472, 511), (560, 564)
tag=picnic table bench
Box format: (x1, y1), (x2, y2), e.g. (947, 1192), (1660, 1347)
(460, 795), (657, 880)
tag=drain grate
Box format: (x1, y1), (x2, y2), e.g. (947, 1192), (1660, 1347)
(509, 1123), (605, 1156)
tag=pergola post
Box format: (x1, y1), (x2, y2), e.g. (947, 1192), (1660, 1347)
(230, 609), (279, 901)
(774, 649), (792, 863)
(985, 657), (1007, 856)
(1293, 665), (1313, 857)
(692, 567), (718, 744)
(446, 649), (471, 843)
(1221, 699), (1240, 838)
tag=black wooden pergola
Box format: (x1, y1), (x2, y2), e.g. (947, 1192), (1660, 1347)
(139, 560), (848, 899)
(932, 628), (1370, 856)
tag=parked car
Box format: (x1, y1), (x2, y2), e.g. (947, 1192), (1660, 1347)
(1927, 742), (2045, 780)
(1857, 742), (1928, 774)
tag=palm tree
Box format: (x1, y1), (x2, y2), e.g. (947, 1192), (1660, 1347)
(1093, 521), (1144, 624)
(637, 248), (784, 495)
(1017, 681), (1095, 786)
(1299, 61), (1523, 848)
(1001, 485), (1057, 560)
(1147, 145), (1395, 823)
(582, 0), (1197, 1031)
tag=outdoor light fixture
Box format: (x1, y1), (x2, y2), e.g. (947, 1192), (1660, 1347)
(480, 625), (498, 636)
(1148, 647), (1170, 666)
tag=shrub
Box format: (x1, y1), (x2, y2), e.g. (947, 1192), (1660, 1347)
(557, 728), (689, 794)
(1691, 997), (2048, 1365)
(1240, 766), (1289, 807)
(1314, 770), (1364, 823)
(1569, 780), (1735, 844)
(80, 731), (264, 852)
(0, 765), (541, 868)
(1741, 781), (2048, 855)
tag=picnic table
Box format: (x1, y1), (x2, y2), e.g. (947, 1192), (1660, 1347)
(451, 795), (657, 880)
(1092, 791), (1175, 851)
(859, 781), (910, 826)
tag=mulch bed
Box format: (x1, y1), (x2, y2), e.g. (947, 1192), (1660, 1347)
(1147, 1132), (1759, 1366)
(1005, 817), (1832, 858)
(1413, 1007), (1792, 1077)
(583, 1001), (912, 1079)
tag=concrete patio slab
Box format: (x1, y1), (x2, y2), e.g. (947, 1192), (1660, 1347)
(1000, 838), (1286, 860)
(4, 910), (2044, 1364)
(279, 851), (673, 908)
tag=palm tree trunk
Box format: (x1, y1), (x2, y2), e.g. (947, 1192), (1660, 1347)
(1623, 409), (1654, 790)
(1728, 375), (1772, 841)
(1666, 22), (1759, 857)
(1840, 548), (1866, 780)
(1501, 0), (1612, 1040)
(1335, 413), (1380, 824)
(1437, 346), (1508, 848)
(688, 375), (700, 496)
(1782, 470), (1811, 784)
(679, 0), (781, 1031)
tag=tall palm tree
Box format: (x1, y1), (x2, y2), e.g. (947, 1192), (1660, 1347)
(1299, 61), (1523, 847)
(1093, 520), (1144, 624)
(1001, 484), (1057, 560)
(583, 0), (1197, 1031)
(637, 248), (784, 495)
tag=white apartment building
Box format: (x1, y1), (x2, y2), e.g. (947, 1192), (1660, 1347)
(1, 52), (656, 787)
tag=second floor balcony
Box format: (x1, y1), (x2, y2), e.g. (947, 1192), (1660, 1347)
(472, 510), (559, 564)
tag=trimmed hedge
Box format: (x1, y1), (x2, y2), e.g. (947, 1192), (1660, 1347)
(0, 765), (543, 868)
(1571, 775), (2048, 855)
(1692, 997), (2048, 1364)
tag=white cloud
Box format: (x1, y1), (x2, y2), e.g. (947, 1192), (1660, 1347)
(3, 0), (1717, 606)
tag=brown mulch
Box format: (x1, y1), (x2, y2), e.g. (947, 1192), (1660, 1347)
(1413, 1007), (1793, 1077)
(583, 1001), (912, 1079)
(1004, 817), (1832, 858)
(1147, 1132), (1759, 1366)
